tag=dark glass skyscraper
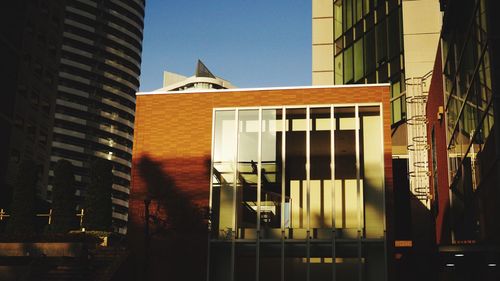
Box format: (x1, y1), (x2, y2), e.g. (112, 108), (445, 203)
(0, 0), (65, 209)
(313, 0), (406, 124)
(312, 0), (441, 125)
(48, 0), (146, 234)
(426, 0), (500, 278)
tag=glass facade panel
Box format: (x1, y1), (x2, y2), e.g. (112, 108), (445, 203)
(359, 106), (384, 238)
(376, 20), (387, 64)
(260, 243), (282, 281)
(212, 110), (236, 239)
(284, 243), (307, 281)
(354, 39), (364, 82)
(333, 107), (360, 233)
(334, 2), (343, 40)
(344, 46), (354, 83)
(335, 54), (344, 85)
(355, 0), (362, 22)
(209, 243), (232, 281)
(387, 10), (400, 60)
(237, 110), (259, 239)
(285, 108), (308, 236)
(345, 0), (353, 29)
(261, 109), (283, 238)
(328, 1), (404, 124)
(310, 107), (333, 235)
(210, 105), (387, 281)
(364, 30), (376, 76)
(363, 242), (386, 281)
(310, 243), (334, 281)
(336, 242), (361, 281)
(234, 242), (257, 281)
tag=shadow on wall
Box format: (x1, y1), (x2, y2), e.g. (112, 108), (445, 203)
(130, 155), (209, 281)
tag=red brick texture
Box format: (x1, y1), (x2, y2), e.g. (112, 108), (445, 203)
(129, 85), (393, 280)
(426, 46), (451, 244)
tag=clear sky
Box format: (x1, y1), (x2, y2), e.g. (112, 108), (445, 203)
(138, 0), (311, 91)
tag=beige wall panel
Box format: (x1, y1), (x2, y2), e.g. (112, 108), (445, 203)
(402, 0), (442, 78)
(403, 33), (441, 78)
(312, 71), (334, 85)
(312, 18), (333, 45)
(402, 0), (442, 35)
(312, 0), (333, 18)
(312, 44), (334, 71)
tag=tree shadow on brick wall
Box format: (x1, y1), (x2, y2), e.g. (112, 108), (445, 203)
(133, 155), (208, 281)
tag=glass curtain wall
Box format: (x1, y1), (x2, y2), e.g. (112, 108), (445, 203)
(209, 104), (386, 281)
(442, 0), (494, 242)
(333, 0), (405, 124)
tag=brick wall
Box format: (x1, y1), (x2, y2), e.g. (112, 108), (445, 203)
(129, 85), (392, 280)
(426, 46), (450, 244)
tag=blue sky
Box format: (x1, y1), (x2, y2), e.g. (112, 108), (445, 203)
(139, 0), (311, 91)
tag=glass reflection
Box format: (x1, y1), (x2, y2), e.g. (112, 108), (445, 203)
(212, 110), (236, 239)
(285, 108), (308, 238)
(237, 110), (259, 239)
(334, 107), (360, 232)
(261, 109), (283, 238)
(310, 107), (333, 236)
(359, 106), (383, 238)
(209, 105), (387, 281)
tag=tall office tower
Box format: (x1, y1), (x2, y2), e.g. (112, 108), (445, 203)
(48, 0), (146, 234)
(312, 0), (441, 125)
(312, 1), (443, 279)
(426, 0), (500, 279)
(0, 1), (65, 209)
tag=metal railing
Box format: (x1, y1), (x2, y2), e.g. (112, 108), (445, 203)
(0, 208), (86, 228)
(406, 71), (433, 208)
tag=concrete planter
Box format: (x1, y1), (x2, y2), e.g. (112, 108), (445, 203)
(0, 242), (83, 257)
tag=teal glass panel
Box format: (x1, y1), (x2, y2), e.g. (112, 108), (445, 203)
(344, 46), (354, 83)
(354, 39), (364, 82)
(355, 0), (362, 23)
(376, 20), (387, 64)
(387, 9), (400, 59)
(346, 0), (353, 29)
(334, 1), (343, 40)
(335, 54), (343, 85)
(364, 29), (376, 75)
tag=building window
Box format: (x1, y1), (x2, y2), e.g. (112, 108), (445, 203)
(209, 104), (387, 281)
(210, 104), (385, 240)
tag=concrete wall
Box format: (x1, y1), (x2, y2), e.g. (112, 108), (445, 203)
(402, 0), (442, 80)
(312, 0), (334, 85)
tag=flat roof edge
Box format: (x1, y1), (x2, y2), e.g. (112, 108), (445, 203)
(136, 83), (391, 96)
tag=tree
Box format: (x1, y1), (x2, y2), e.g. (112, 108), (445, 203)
(51, 159), (77, 233)
(83, 158), (113, 231)
(6, 160), (38, 234)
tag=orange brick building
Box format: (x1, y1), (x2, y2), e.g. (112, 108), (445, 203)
(129, 85), (393, 281)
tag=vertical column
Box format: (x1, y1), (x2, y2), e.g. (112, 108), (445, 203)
(331, 105), (336, 281)
(355, 105), (362, 281)
(231, 109), (239, 281)
(281, 107), (286, 281)
(256, 108), (262, 281)
(306, 106), (311, 281)
(207, 109), (216, 281)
